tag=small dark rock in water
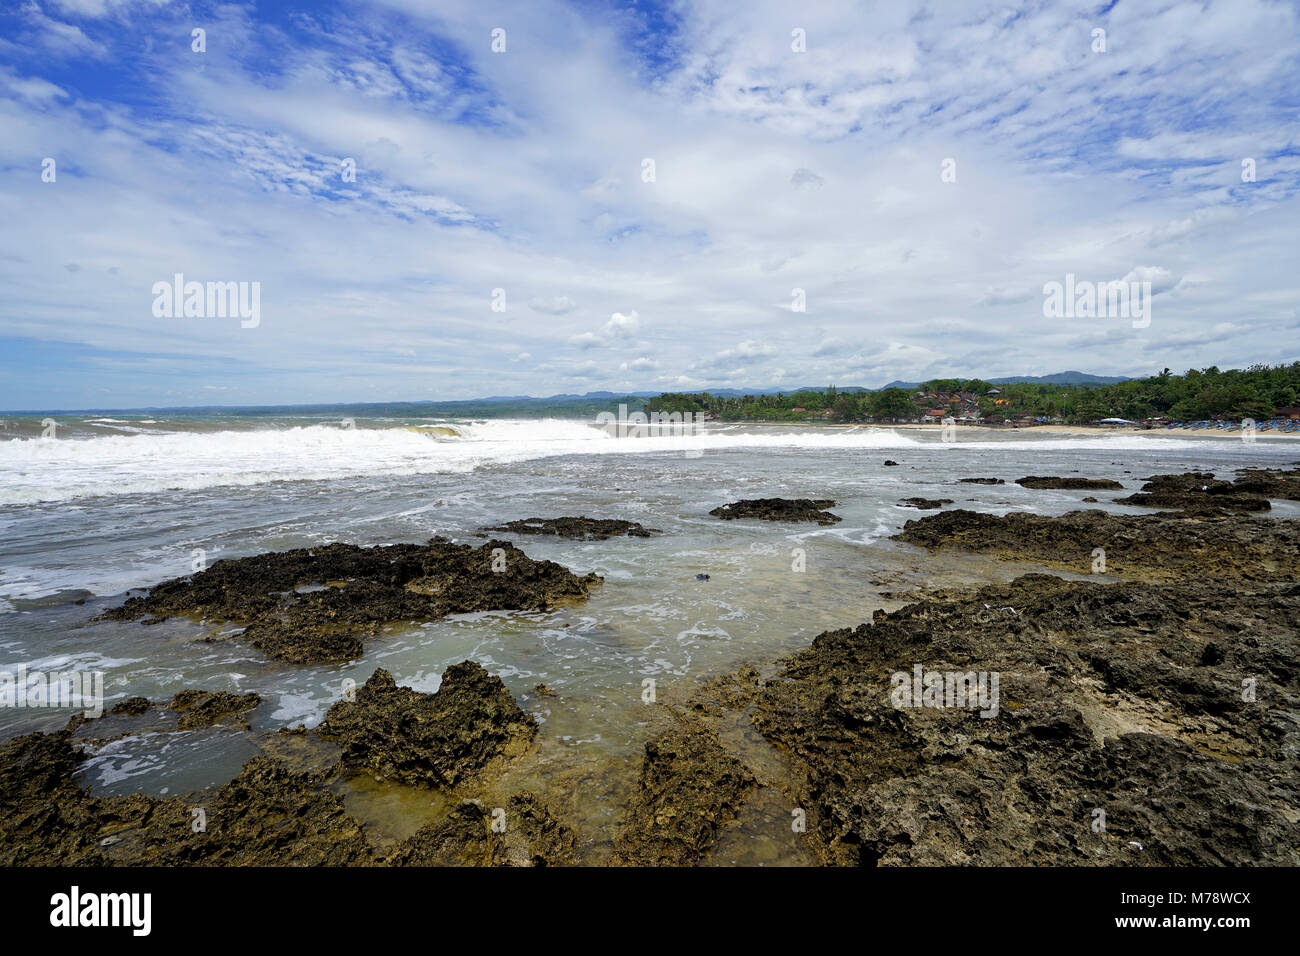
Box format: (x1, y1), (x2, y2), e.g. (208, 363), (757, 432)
(958, 477), (1005, 485)
(317, 663), (537, 788)
(532, 683), (557, 697)
(709, 498), (842, 525)
(1016, 476), (1124, 490)
(898, 497), (953, 510)
(482, 516), (659, 540)
(111, 696), (151, 717)
(168, 690), (262, 730)
(696, 573), (710, 581)
(883, 460), (899, 466)
(100, 538), (601, 664)
(1082, 497), (1098, 503)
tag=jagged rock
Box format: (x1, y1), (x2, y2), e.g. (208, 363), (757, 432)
(0, 732), (375, 866)
(317, 664), (537, 787)
(611, 727), (756, 865)
(386, 792), (578, 866)
(101, 538), (601, 664)
(894, 509), (1300, 581)
(744, 574), (1300, 865)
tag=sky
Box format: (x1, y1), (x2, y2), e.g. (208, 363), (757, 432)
(1, 0), (1298, 410)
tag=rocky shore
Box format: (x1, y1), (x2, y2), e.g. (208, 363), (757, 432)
(4, 470), (1297, 865)
(99, 538), (602, 664)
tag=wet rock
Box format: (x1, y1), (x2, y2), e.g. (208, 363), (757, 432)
(1115, 471), (1277, 514)
(1117, 491), (1270, 514)
(899, 497), (953, 510)
(883, 460), (899, 466)
(386, 801), (502, 866)
(958, 477), (1005, 485)
(1082, 497), (1098, 503)
(386, 792), (578, 866)
(168, 690), (262, 731)
(112, 697), (151, 716)
(482, 516), (659, 539)
(1231, 467), (1300, 500)
(709, 498), (842, 525)
(101, 538), (601, 664)
(0, 732), (375, 866)
(1015, 476), (1123, 490)
(317, 664), (537, 788)
(532, 683), (557, 697)
(744, 574), (1300, 865)
(894, 509), (1300, 582)
(611, 727), (757, 865)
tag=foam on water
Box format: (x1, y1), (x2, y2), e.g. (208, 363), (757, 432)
(0, 420), (924, 504)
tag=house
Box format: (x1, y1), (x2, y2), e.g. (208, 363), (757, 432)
(987, 388), (1002, 395)
(790, 407), (806, 413)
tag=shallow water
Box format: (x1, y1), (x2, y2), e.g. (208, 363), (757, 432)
(1, 418), (1296, 860)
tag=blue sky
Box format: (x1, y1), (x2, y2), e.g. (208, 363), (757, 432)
(1, 0), (1298, 410)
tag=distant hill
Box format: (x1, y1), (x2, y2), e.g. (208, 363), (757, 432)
(872, 372), (1128, 390)
(12, 374), (1131, 417)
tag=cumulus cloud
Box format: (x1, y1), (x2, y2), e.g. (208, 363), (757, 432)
(568, 311), (640, 349)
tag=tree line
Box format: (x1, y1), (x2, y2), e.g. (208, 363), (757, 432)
(644, 363), (1300, 423)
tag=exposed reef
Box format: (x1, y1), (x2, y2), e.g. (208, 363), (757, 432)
(101, 538), (601, 663)
(709, 498), (842, 525)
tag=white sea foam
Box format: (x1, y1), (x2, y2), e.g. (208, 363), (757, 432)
(0, 418), (1255, 505)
